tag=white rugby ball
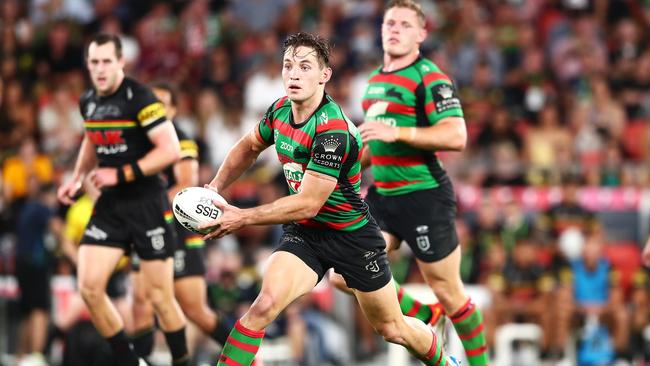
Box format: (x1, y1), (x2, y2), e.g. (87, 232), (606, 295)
(172, 187), (226, 235)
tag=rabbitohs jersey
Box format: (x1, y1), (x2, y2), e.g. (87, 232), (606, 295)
(257, 94), (369, 232)
(79, 77), (168, 196)
(362, 56), (464, 196)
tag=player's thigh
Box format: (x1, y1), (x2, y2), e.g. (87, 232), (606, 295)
(139, 257), (175, 291)
(77, 245), (126, 289)
(174, 276), (207, 309)
(257, 250), (320, 310)
(416, 245), (463, 284)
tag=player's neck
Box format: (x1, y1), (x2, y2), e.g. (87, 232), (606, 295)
(291, 90), (324, 123)
(383, 50), (420, 72)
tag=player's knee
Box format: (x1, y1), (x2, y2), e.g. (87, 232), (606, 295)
(148, 284), (173, 310)
(248, 291), (281, 325)
(79, 282), (104, 306)
(374, 320), (402, 344)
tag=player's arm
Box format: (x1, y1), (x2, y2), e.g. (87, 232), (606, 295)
(168, 158), (199, 202)
(201, 170), (335, 239)
(643, 236), (650, 267)
(359, 116), (466, 152)
(360, 145), (371, 170)
(207, 128), (270, 192)
(58, 136), (97, 204)
(139, 121), (181, 175)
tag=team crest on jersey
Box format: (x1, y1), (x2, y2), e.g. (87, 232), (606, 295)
(85, 102), (96, 118)
(283, 162), (304, 192)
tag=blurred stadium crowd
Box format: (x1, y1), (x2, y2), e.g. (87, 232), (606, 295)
(1, 0), (650, 365)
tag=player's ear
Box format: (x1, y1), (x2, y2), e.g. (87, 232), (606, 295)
(320, 67), (332, 85)
(417, 27), (427, 44)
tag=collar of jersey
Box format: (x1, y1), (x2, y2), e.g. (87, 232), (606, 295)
(288, 92), (330, 128)
(380, 55), (423, 74)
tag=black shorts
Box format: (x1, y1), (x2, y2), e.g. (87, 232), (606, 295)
(276, 222), (392, 292)
(131, 221), (206, 279)
(80, 190), (175, 260)
(172, 221), (206, 279)
(365, 181), (458, 263)
(15, 260), (51, 313)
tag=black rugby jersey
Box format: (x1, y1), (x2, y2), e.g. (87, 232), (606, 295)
(79, 77), (169, 196)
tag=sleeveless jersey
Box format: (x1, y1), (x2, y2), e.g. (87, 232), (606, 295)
(257, 94), (369, 231)
(361, 56), (463, 195)
(79, 77), (168, 196)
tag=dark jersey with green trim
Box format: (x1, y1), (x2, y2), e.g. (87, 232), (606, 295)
(162, 124), (199, 189)
(79, 77), (168, 196)
(361, 56), (463, 196)
(257, 94), (369, 232)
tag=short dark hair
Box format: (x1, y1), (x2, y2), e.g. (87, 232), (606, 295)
(150, 82), (178, 107)
(385, 0), (426, 27)
(85, 33), (122, 59)
(282, 32), (331, 68)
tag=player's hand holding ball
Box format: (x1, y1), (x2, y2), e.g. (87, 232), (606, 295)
(172, 186), (245, 240)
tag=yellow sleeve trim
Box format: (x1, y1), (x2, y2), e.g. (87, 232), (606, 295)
(138, 102), (166, 127)
(179, 140), (199, 159)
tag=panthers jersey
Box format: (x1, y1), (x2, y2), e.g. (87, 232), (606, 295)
(79, 77), (168, 196)
(257, 95), (369, 231)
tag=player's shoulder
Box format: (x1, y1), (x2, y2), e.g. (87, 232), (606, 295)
(79, 88), (95, 105)
(123, 77), (156, 102)
(268, 96), (291, 114)
(413, 57), (452, 83)
(315, 95), (354, 133)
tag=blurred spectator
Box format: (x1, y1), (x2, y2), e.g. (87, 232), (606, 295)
(0, 78), (35, 146)
(37, 83), (83, 165)
(572, 235), (630, 363)
(477, 107), (525, 187)
(524, 103), (572, 185)
(98, 15), (141, 71)
(2, 138), (53, 208)
(243, 55), (284, 118)
(15, 181), (62, 365)
(34, 20), (83, 79)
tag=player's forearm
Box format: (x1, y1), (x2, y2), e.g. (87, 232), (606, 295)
(240, 194), (321, 226)
(136, 142), (180, 176)
(360, 145), (371, 170)
(168, 160), (199, 202)
(397, 117), (466, 151)
(71, 137), (97, 181)
(209, 135), (262, 192)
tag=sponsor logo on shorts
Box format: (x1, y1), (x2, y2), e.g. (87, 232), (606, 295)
(363, 251), (377, 260)
(174, 250), (186, 273)
(365, 260), (380, 273)
(84, 225), (108, 240)
(416, 235), (431, 252)
(283, 234), (304, 245)
(416, 225), (429, 234)
(146, 227), (166, 250)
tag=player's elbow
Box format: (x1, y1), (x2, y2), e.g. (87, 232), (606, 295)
(300, 199), (323, 219)
(448, 126), (467, 151)
(164, 143), (181, 164)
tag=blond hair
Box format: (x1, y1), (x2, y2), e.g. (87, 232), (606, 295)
(385, 0), (425, 27)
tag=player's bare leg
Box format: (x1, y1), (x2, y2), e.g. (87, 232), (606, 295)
(130, 270), (156, 357)
(418, 246), (489, 365)
(140, 258), (189, 365)
(354, 280), (455, 365)
(78, 245), (141, 365)
(217, 251), (318, 365)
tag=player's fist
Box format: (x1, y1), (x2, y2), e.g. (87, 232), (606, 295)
(359, 121), (398, 144)
(57, 179), (82, 205)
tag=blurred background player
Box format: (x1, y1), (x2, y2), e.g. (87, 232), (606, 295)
(129, 82), (231, 361)
(56, 33), (188, 366)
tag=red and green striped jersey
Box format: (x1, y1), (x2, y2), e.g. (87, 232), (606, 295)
(257, 94), (369, 232)
(362, 56), (463, 196)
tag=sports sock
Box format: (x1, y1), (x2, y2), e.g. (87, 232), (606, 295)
(131, 327), (155, 358)
(210, 314), (231, 345)
(450, 298), (489, 366)
(217, 320), (265, 366)
(420, 330), (453, 366)
(164, 327), (190, 366)
(394, 279), (434, 323)
(106, 329), (140, 366)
